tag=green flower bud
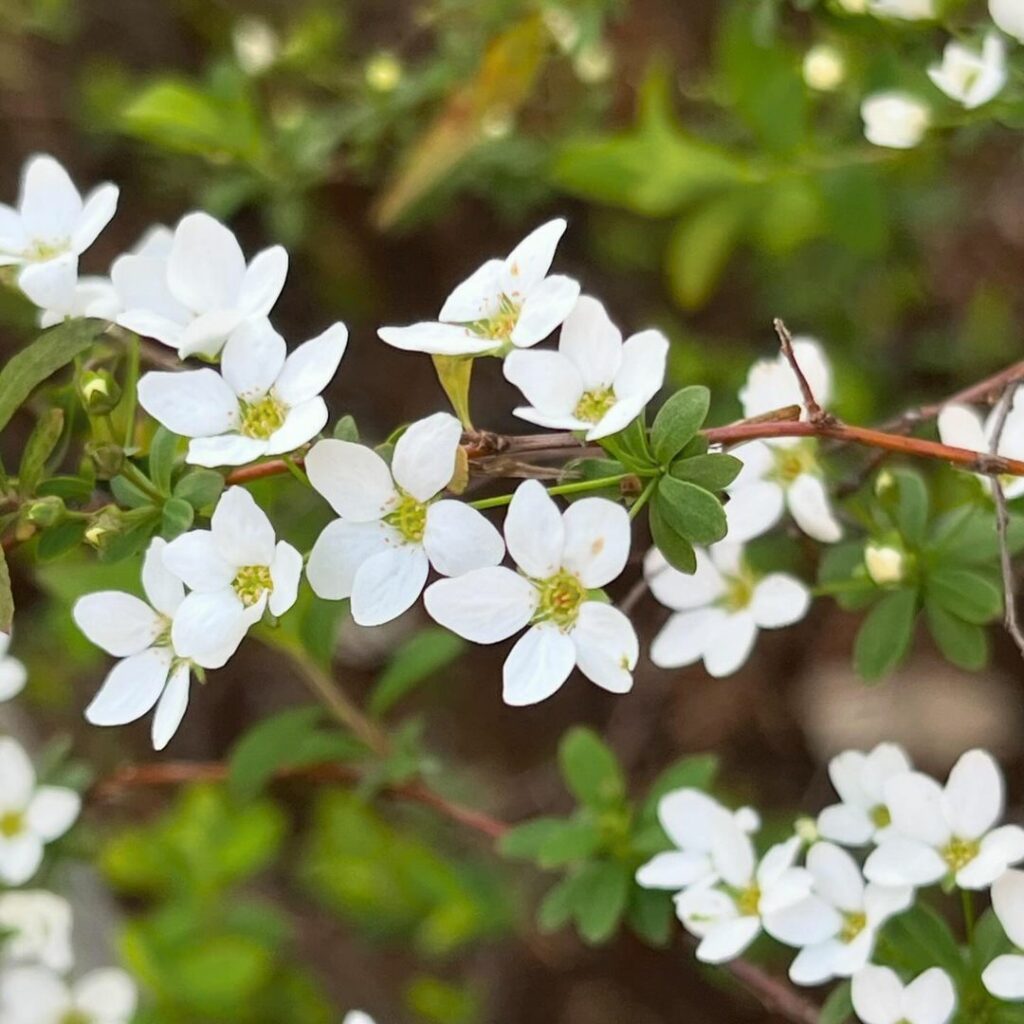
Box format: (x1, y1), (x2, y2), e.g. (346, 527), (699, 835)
(78, 370), (122, 415)
(865, 542), (906, 586)
(86, 441), (125, 480)
(84, 507), (125, 550)
(23, 495), (65, 528)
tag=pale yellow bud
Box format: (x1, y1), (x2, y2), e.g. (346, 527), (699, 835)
(574, 42), (613, 84)
(233, 17), (279, 76)
(865, 543), (905, 586)
(803, 45), (845, 92)
(365, 52), (403, 93)
(795, 817), (820, 844)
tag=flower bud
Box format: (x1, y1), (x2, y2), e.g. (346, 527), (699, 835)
(795, 816), (820, 844)
(365, 52), (402, 93)
(83, 508), (125, 551)
(78, 370), (121, 415)
(861, 92), (930, 150)
(865, 543), (905, 586)
(835, 0), (867, 11)
(23, 496), (65, 529)
(803, 45), (845, 92)
(233, 16), (279, 76)
(86, 442), (124, 480)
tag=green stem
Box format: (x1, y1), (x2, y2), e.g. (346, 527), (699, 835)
(628, 476), (659, 521)
(468, 473), (628, 511)
(120, 461), (163, 503)
(121, 334), (140, 450)
(282, 455), (311, 488)
(962, 889), (975, 944)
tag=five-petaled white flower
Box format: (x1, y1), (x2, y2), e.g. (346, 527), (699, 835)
(0, 890), (73, 972)
(0, 738), (80, 886)
(503, 295), (668, 441)
(116, 211), (288, 359)
(162, 487), (302, 669)
(378, 220), (580, 356)
(636, 789), (760, 892)
(861, 92), (931, 150)
(305, 413), (503, 625)
(0, 965), (137, 1024)
(983, 869), (1024, 1000)
(991, 0), (1024, 45)
(868, 0), (935, 18)
(928, 33), (1007, 109)
(138, 318), (347, 467)
(816, 743), (912, 847)
(768, 842), (912, 986)
(425, 480), (637, 705)
(937, 398), (1024, 499)
(673, 824), (812, 964)
(645, 543), (810, 678)
(0, 632), (26, 703)
(851, 966), (956, 1024)
(0, 154), (118, 314)
(73, 538), (193, 750)
(864, 749), (1024, 890)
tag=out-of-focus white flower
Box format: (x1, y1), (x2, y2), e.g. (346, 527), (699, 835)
(645, 544), (810, 678)
(739, 338), (832, 422)
(305, 413), (504, 625)
(116, 212), (288, 360)
(138, 319), (347, 467)
(0, 738), (80, 886)
(817, 743), (912, 847)
(991, 0), (1024, 45)
(837, 0), (868, 11)
(0, 891), (73, 972)
(0, 965), (137, 1024)
(343, 1014), (376, 1024)
(928, 33), (1007, 109)
(425, 480), (637, 705)
(983, 869), (1024, 999)
(378, 220), (580, 356)
(233, 16), (279, 75)
(869, 0), (935, 19)
(938, 399), (1024, 499)
(503, 296), (668, 441)
(636, 789), (760, 891)
(0, 633), (26, 703)
(38, 276), (119, 329)
(861, 92), (931, 149)
(574, 42), (614, 84)
(73, 538), (193, 750)
(851, 966), (956, 1024)
(769, 842), (912, 985)
(864, 543), (906, 586)
(0, 155), (118, 313)
(803, 45), (846, 91)
(865, 749), (1024, 890)
(365, 52), (403, 92)
(162, 487), (302, 669)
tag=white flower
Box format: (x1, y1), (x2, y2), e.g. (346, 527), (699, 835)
(38, 276), (119, 329)
(425, 480), (637, 705)
(937, 399), (1024, 499)
(503, 295), (668, 441)
(636, 789), (760, 892)
(0, 891), (73, 972)
(162, 487), (302, 668)
(864, 544), (906, 586)
(739, 337), (832, 422)
(991, 0), (1024, 45)
(73, 538), (193, 750)
(378, 220), (580, 356)
(305, 413), (504, 626)
(343, 1014), (376, 1024)
(0, 738), (80, 886)
(928, 33), (1006, 109)
(864, 749), (1024, 890)
(803, 45), (846, 91)
(138, 318), (347, 467)
(861, 92), (931, 150)
(0, 154), (118, 313)
(982, 869), (1024, 999)
(768, 842), (912, 985)
(673, 823), (812, 964)
(116, 211), (288, 359)
(0, 633), (26, 703)
(851, 966), (956, 1024)
(868, 0), (935, 19)
(646, 543), (810, 678)
(817, 743), (912, 847)
(0, 965), (137, 1024)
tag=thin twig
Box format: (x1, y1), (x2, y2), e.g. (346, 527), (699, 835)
(773, 318), (832, 425)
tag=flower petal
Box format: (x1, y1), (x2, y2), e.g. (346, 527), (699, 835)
(0, 964), (69, 1020)
(703, 611), (758, 678)
(171, 589), (249, 670)
(0, 739), (35, 812)
(904, 968), (956, 1024)
(152, 661), (191, 751)
(817, 804), (876, 847)
(725, 481), (785, 543)
(71, 183), (119, 254)
(273, 322), (348, 406)
(764, 896), (843, 948)
(503, 350), (583, 416)
(0, 835), (44, 887)
(502, 219), (567, 297)
(993, 869), (1024, 949)
(807, 842), (864, 913)
(937, 404), (986, 452)
(268, 541), (303, 617)
(378, 322), (493, 356)
(424, 568), (536, 643)
(788, 473), (843, 542)
(73, 591), (164, 657)
(85, 647), (171, 727)
(502, 623), (576, 706)
(177, 308), (244, 359)
(167, 212), (246, 313)
(613, 329), (669, 404)
(187, 434), (269, 468)
(636, 850), (713, 890)
(305, 439), (397, 521)
(74, 968), (138, 1020)
(644, 547), (726, 611)
(18, 255), (79, 314)
(571, 602), (637, 694)
(504, 480), (565, 579)
(942, 748), (1003, 840)
(137, 369), (240, 438)
(510, 274), (581, 348)
(351, 544), (430, 626)
(696, 917), (761, 964)
(438, 258), (503, 322)
(306, 519), (396, 601)
(864, 837), (947, 887)
(142, 538), (184, 618)
(161, 530), (236, 592)
(263, 399), (328, 456)
(0, 657), (27, 702)
(750, 573), (811, 629)
(957, 825), (1024, 889)
(649, 607), (724, 669)
(983, 954), (1024, 1001)
(238, 245), (288, 316)
(221, 318), (286, 401)
(561, 497), (630, 588)
(852, 965), (904, 1024)
(391, 412), (463, 502)
(212, 486), (276, 567)
(884, 772), (952, 847)
(712, 818), (756, 888)
(25, 787), (80, 841)
(658, 790), (730, 852)
(424, 500), (505, 577)
(20, 155), (81, 240)
(558, 296), (622, 389)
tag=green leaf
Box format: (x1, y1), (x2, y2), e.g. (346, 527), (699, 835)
(36, 520), (87, 562)
(853, 587), (918, 681)
(37, 475), (95, 504)
(640, 754), (719, 824)
(18, 408), (64, 497)
(368, 627), (466, 718)
(878, 904), (966, 982)
(819, 980), (853, 1024)
(670, 453), (742, 492)
(431, 355), (474, 429)
(626, 886), (674, 947)
(332, 414), (359, 442)
(538, 878), (575, 932)
(111, 474), (156, 509)
(925, 601), (989, 671)
(655, 477), (727, 545)
(892, 469), (929, 547)
(148, 426), (179, 496)
(0, 546), (11, 633)
(925, 568), (1002, 625)
(818, 540), (876, 612)
(161, 497), (194, 540)
(0, 319), (106, 436)
(537, 818), (603, 869)
(666, 195), (748, 309)
(173, 468), (225, 511)
(928, 506), (1024, 564)
(649, 501), (697, 574)
(598, 417), (656, 473)
(651, 386), (710, 465)
(499, 818), (570, 861)
(972, 908), (1013, 974)
(572, 860), (630, 945)
(559, 727), (626, 810)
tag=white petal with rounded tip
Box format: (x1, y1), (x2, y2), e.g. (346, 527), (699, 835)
(864, 883), (913, 926)
(273, 322), (348, 406)
(502, 219), (567, 296)
(505, 480), (564, 579)
(268, 541), (303, 617)
(511, 406), (590, 433)
(763, 895), (843, 947)
(938, 404), (985, 451)
(25, 787), (80, 841)
(20, 156), (81, 241)
(18, 256), (78, 313)
(788, 473), (843, 542)
(378, 322), (492, 356)
(351, 544), (430, 626)
(424, 568), (536, 643)
(167, 212), (246, 312)
(221, 319), (286, 400)
(162, 530), (235, 591)
(239, 246), (288, 316)
(712, 818), (756, 888)
(142, 538), (184, 618)
(187, 433), (269, 468)
(212, 486), (276, 567)
(439, 258), (503, 322)
(862, 743), (913, 803)
(789, 939), (848, 986)
(116, 309), (184, 349)
(0, 657), (27, 701)
(758, 837), (804, 892)
(885, 772), (951, 846)
(503, 350), (583, 416)
(703, 610), (758, 678)
(587, 395), (646, 441)
(725, 481), (785, 542)
(571, 602), (637, 693)
(85, 647), (170, 726)
(943, 748), (1002, 840)
(72, 183), (119, 254)
(993, 869), (1024, 948)
(502, 623), (576, 706)
(904, 968), (956, 1024)
(558, 296), (622, 388)
(644, 547), (725, 610)
(829, 750), (871, 808)
(306, 519), (395, 601)
(984, 954), (1024, 1000)
(138, 369), (240, 439)
(636, 850), (712, 890)
(392, 412), (462, 501)
(649, 607), (722, 669)
(263, 399), (328, 456)
(0, 202), (24, 252)
(696, 917), (761, 964)
(306, 439), (397, 521)
(342, 1013), (376, 1024)
(72, 592), (164, 657)
(852, 965), (904, 1024)
(864, 837), (947, 887)
(152, 661), (190, 751)
(424, 500), (504, 577)
(613, 329), (669, 403)
(0, 964), (70, 1020)
(510, 275), (581, 348)
(171, 589), (249, 670)
(561, 498), (630, 588)
(0, 835), (44, 887)
(750, 574), (810, 629)
(177, 308), (244, 359)
(817, 804), (875, 847)
(111, 249), (187, 322)
(730, 441), (774, 487)
(74, 967), (138, 1020)
(0, 738), (35, 811)
(808, 842), (864, 912)
(957, 825), (1024, 889)
(675, 885), (736, 935)
(658, 790), (730, 852)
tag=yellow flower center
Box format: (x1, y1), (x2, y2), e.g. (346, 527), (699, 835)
(574, 387), (617, 424)
(0, 810), (24, 838)
(468, 294), (521, 342)
(871, 805), (891, 829)
(535, 570), (588, 630)
(240, 394), (287, 440)
(60, 1012), (92, 1024)
(384, 493), (428, 544)
(840, 911), (867, 944)
(233, 565), (272, 607)
(770, 441), (819, 484)
(942, 836), (980, 873)
(26, 239), (69, 262)
(735, 884), (761, 917)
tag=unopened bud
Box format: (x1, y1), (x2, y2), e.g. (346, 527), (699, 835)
(84, 508), (124, 550)
(365, 52), (402, 92)
(79, 371), (121, 415)
(233, 16), (279, 76)
(574, 42), (613, 84)
(86, 442), (125, 480)
(802, 45), (845, 91)
(874, 469), (895, 497)
(865, 543), (905, 586)
(795, 816), (820, 844)
(836, 0), (868, 12)
(24, 495), (65, 528)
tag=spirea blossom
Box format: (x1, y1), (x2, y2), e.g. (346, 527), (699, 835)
(378, 220), (580, 356)
(983, 869), (1024, 1000)
(503, 295), (669, 441)
(738, 338), (832, 423)
(851, 966), (956, 1024)
(991, 0), (1024, 45)
(937, 398), (1024, 499)
(425, 480), (638, 705)
(0, 891), (73, 972)
(928, 33), (1007, 109)
(0, 965), (137, 1024)
(0, 633), (26, 703)
(861, 92), (931, 150)
(138, 318), (347, 467)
